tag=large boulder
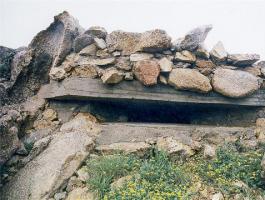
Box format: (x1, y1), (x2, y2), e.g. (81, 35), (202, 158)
(106, 29), (171, 55)
(133, 60), (160, 86)
(0, 113), (99, 200)
(212, 68), (260, 98)
(227, 54), (260, 66)
(168, 68), (212, 93)
(0, 131), (94, 200)
(174, 25), (212, 51)
(9, 11), (84, 103)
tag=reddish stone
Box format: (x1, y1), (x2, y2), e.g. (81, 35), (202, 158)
(133, 60), (160, 86)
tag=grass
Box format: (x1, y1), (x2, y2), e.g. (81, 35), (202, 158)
(84, 143), (265, 200)
(85, 154), (140, 199)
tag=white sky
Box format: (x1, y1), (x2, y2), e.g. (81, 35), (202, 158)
(0, 0), (265, 59)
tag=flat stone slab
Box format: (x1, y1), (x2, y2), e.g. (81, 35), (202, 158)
(40, 77), (265, 106)
(0, 131), (94, 200)
(96, 123), (254, 146)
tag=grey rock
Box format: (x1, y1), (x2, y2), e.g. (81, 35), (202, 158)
(106, 30), (141, 55)
(174, 62), (191, 68)
(0, 110), (21, 167)
(157, 137), (194, 157)
(10, 48), (32, 85)
(106, 29), (171, 55)
(203, 144), (216, 158)
(94, 38), (107, 49)
(54, 192), (67, 200)
(66, 176), (83, 192)
(159, 75), (168, 84)
(9, 11), (84, 103)
(135, 29), (172, 52)
(124, 72), (134, 81)
(242, 65), (261, 77)
(177, 25), (212, 51)
(66, 187), (95, 200)
(71, 64), (98, 78)
(49, 67), (67, 81)
(96, 49), (110, 58)
(175, 50), (196, 63)
(116, 57), (132, 71)
(195, 46), (210, 59)
(210, 41), (227, 63)
(257, 61), (265, 77)
(227, 54), (260, 66)
(79, 44), (97, 56)
(77, 57), (115, 66)
(112, 51), (121, 57)
(211, 192), (224, 200)
(21, 136), (52, 165)
(129, 53), (154, 62)
(0, 125), (95, 200)
(76, 167), (89, 182)
(73, 34), (94, 53)
(85, 26), (107, 39)
(168, 68), (212, 93)
(158, 57), (173, 72)
(212, 68), (260, 98)
(15, 143), (28, 156)
(196, 59), (215, 69)
(96, 142), (151, 156)
(0, 46), (16, 80)
(101, 68), (124, 84)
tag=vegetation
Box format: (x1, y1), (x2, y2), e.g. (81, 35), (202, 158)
(85, 154), (140, 199)
(85, 143), (265, 200)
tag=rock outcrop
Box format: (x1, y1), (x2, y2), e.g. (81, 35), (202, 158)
(9, 11), (84, 103)
(0, 113), (99, 200)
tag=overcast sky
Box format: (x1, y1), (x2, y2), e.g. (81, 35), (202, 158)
(0, 0), (265, 59)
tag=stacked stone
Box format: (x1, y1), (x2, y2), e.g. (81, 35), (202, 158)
(49, 25), (264, 98)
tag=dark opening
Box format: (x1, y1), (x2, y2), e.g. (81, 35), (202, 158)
(50, 99), (259, 127)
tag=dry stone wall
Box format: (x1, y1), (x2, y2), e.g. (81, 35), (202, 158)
(48, 23), (264, 99)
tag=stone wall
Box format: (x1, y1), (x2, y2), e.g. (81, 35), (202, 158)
(49, 24), (264, 99)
